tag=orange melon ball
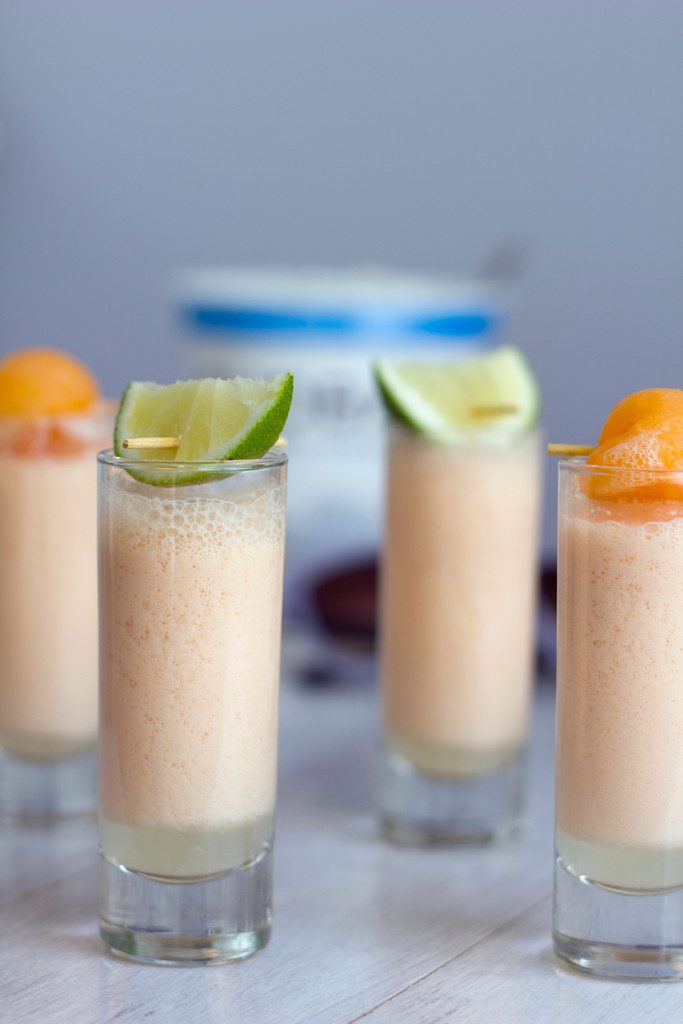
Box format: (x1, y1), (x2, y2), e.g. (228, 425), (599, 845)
(586, 389), (683, 504)
(597, 388), (683, 445)
(0, 348), (99, 417)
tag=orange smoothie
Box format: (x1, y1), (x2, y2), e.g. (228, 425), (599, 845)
(99, 463), (286, 878)
(557, 492), (683, 891)
(381, 427), (540, 777)
(0, 351), (107, 760)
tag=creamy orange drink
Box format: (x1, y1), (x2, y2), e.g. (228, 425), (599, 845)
(98, 372), (292, 964)
(383, 428), (539, 778)
(553, 388), (683, 980)
(0, 349), (109, 818)
(99, 467), (285, 878)
(374, 347), (541, 843)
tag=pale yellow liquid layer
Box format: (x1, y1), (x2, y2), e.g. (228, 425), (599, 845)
(381, 429), (540, 761)
(0, 732), (95, 761)
(99, 472), (285, 878)
(0, 449), (101, 756)
(101, 815), (273, 878)
(557, 828), (683, 893)
(556, 505), (683, 884)
(387, 734), (521, 779)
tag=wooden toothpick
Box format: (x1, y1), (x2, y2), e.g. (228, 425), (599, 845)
(470, 404), (519, 417)
(547, 443), (594, 457)
(122, 436), (288, 451)
(122, 437), (180, 450)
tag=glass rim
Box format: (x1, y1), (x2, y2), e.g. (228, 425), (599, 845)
(559, 455), (683, 478)
(97, 447), (287, 471)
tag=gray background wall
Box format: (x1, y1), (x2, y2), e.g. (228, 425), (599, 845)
(1, 1), (681, 550)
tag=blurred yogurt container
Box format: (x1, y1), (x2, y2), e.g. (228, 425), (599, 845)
(175, 266), (504, 623)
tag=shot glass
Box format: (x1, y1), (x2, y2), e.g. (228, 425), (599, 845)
(378, 424), (540, 844)
(554, 459), (683, 980)
(98, 449), (287, 964)
(0, 410), (111, 820)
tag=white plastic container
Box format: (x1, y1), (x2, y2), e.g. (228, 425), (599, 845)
(175, 267), (503, 621)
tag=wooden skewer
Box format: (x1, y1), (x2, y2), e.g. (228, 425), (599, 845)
(547, 443), (594, 457)
(470, 404), (519, 417)
(122, 437), (180, 450)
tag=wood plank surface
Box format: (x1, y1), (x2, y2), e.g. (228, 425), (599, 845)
(1, 682), (676, 1023)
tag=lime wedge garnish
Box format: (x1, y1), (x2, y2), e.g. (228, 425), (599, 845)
(373, 346), (538, 440)
(114, 372), (293, 485)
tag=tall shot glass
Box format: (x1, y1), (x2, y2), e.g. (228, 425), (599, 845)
(98, 450), (286, 964)
(554, 459), (683, 979)
(378, 424), (541, 843)
(0, 409), (111, 820)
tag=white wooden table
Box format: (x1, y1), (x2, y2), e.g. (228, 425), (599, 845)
(2, 682), (682, 1023)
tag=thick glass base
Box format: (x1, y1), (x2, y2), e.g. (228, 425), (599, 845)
(378, 744), (524, 846)
(553, 852), (683, 980)
(99, 845), (272, 965)
(0, 745), (96, 822)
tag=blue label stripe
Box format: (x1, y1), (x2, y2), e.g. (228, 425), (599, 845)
(181, 305), (499, 342)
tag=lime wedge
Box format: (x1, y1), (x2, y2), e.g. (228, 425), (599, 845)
(114, 372), (293, 485)
(373, 346), (538, 440)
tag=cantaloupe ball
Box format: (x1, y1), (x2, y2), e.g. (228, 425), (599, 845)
(586, 389), (683, 503)
(0, 348), (99, 417)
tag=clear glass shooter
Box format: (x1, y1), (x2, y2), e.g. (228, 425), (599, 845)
(378, 425), (541, 844)
(0, 409), (111, 820)
(97, 450), (287, 964)
(554, 459), (683, 980)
